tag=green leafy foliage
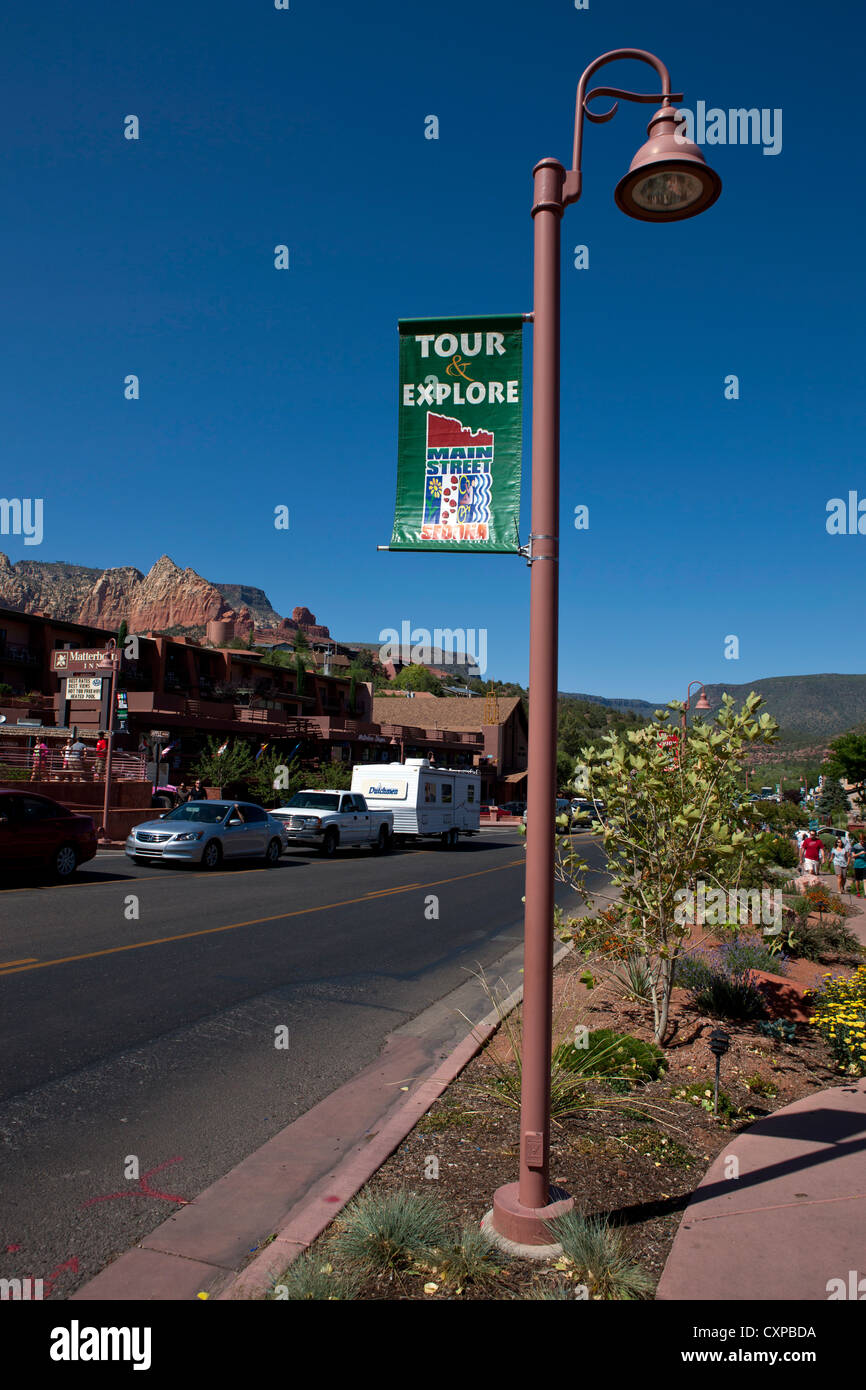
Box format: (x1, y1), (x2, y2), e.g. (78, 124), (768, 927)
(390, 664), (443, 694)
(554, 693), (780, 1043)
(553, 1029), (667, 1090)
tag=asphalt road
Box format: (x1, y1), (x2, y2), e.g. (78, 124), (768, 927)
(0, 828), (609, 1298)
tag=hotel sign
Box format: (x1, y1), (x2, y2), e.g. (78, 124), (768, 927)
(66, 676), (103, 700)
(52, 650), (110, 673)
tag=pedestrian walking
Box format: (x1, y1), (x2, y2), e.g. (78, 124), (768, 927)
(93, 731), (108, 781)
(190, 778), (206, 800)
(61, 737), (74, 769)
(851, 839), (866, 897)
(831, 837), (850, 895)
(800, 831), (826, 877)
(30, 740), (49, 781)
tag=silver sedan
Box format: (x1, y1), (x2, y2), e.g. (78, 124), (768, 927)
(126, 800), (288, 869)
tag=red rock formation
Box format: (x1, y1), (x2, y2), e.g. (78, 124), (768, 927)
(78, 555), (235, 631)
(291, 606), (330, 639)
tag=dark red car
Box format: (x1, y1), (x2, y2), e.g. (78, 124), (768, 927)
(0, 790), (98, 879)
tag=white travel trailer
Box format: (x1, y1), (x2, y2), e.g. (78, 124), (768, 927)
(351, 758), (481, 845)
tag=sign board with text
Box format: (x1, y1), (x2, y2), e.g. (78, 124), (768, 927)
(52, 650), (111, 673)
(66, 676), (103, 701)
(391, 314), (523, 551)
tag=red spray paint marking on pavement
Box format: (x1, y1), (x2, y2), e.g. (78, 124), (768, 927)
(81, 1156), (188, 1208)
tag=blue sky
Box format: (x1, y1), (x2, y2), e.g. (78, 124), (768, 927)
(1, 0), (863, 701)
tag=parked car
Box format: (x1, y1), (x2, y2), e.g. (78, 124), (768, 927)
(500, 801), (526, 817)
(126, 800), (287, 869)
(271, 790), (394, 856)
(0, 789), (97, 879)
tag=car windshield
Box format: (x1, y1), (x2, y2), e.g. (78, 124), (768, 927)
(285, 793), (340, 811)
(161, 802), (230, 824)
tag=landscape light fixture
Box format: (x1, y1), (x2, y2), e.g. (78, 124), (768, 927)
(489, 48), (721, 1251)
(708, 1027), (732, 1116)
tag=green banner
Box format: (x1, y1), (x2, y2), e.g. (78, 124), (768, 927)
(390, 314), (523, 551)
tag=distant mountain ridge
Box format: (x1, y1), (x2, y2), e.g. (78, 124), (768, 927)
(561, 691), (663, 717)
(569, 674), (866, 748)
(0, 553), (328, 642)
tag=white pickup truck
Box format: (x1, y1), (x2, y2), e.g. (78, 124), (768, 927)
(270, 790), (394, 857)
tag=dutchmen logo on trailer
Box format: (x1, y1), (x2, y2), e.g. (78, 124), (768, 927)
(390, 314), (523, 552)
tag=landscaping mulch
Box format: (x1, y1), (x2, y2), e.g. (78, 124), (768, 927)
(284, 939), (855, 1301)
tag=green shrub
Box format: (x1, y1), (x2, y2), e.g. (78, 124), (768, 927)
(690, 969), (768, 1021)
(333, 1190), (451, 1275)
(757, 1019), (797, 1043)
(546, 1211), (654, 1300)
(762, 833), (798, 868)
(436, 1226), (503, 1291)
(743, 1072), (777, 1097)
(553, 1029), (667, 1091)
(270, 1250), (360, 1301)
(789, 916), (864, 964)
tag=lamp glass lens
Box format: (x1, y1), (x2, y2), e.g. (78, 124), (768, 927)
(631, 169), (704, 212)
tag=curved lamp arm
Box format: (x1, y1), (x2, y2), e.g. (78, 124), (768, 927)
(563, 48), (683, 206)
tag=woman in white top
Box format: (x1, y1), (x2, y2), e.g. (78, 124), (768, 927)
(831, 838), (850, 894)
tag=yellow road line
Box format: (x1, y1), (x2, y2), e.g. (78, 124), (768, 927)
(0, 859), (526, 980)
(0, 958), (38, 967)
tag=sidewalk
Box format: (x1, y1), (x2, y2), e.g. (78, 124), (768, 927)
(658, 893), (866, 1301)
(656, 1080), (866, 1300)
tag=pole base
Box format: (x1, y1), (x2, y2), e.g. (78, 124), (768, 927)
(489, 1181), (573, 1247)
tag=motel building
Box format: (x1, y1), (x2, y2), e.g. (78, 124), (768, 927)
(0, 609), (518, 836)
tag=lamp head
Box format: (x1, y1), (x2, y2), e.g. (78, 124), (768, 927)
(695, 687), (711, 712)
(615, 105), (721, 222)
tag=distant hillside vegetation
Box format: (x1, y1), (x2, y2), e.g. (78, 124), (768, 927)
(700, 674), (866, 745)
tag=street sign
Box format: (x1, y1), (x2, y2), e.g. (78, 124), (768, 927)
(657, 731), (680, 770)
(151, 730), (171, 741)
(390, 314), (524, 551)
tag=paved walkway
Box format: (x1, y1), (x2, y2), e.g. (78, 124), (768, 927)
(656, 1080), (866, 1300)
(659, 894), (866, 1301)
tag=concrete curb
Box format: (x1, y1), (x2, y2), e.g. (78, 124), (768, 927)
(216, 941), (574, 1300)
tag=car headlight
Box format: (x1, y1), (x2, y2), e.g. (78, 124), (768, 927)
(173, 831), (205, 841)
(303, 816), (321, 828)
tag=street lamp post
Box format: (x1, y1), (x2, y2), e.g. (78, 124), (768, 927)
(681, 681), (711, 739)
(489, 49), (721, 1248)
(97, 641), (120, 843)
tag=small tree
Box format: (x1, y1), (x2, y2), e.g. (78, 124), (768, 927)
(391, 664), (443, 695)
(559, 693), (780, 1044)
(824, 731), (866, 798)
(193, 737), (255, 790)
(293, 628), (310, 653)
(816, 777), (851, 821)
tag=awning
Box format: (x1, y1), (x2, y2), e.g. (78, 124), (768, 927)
(503, 771), (527, 783)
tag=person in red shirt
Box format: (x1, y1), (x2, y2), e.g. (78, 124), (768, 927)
(800, 833), (825, 876)
(93, 732), (108, 781)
